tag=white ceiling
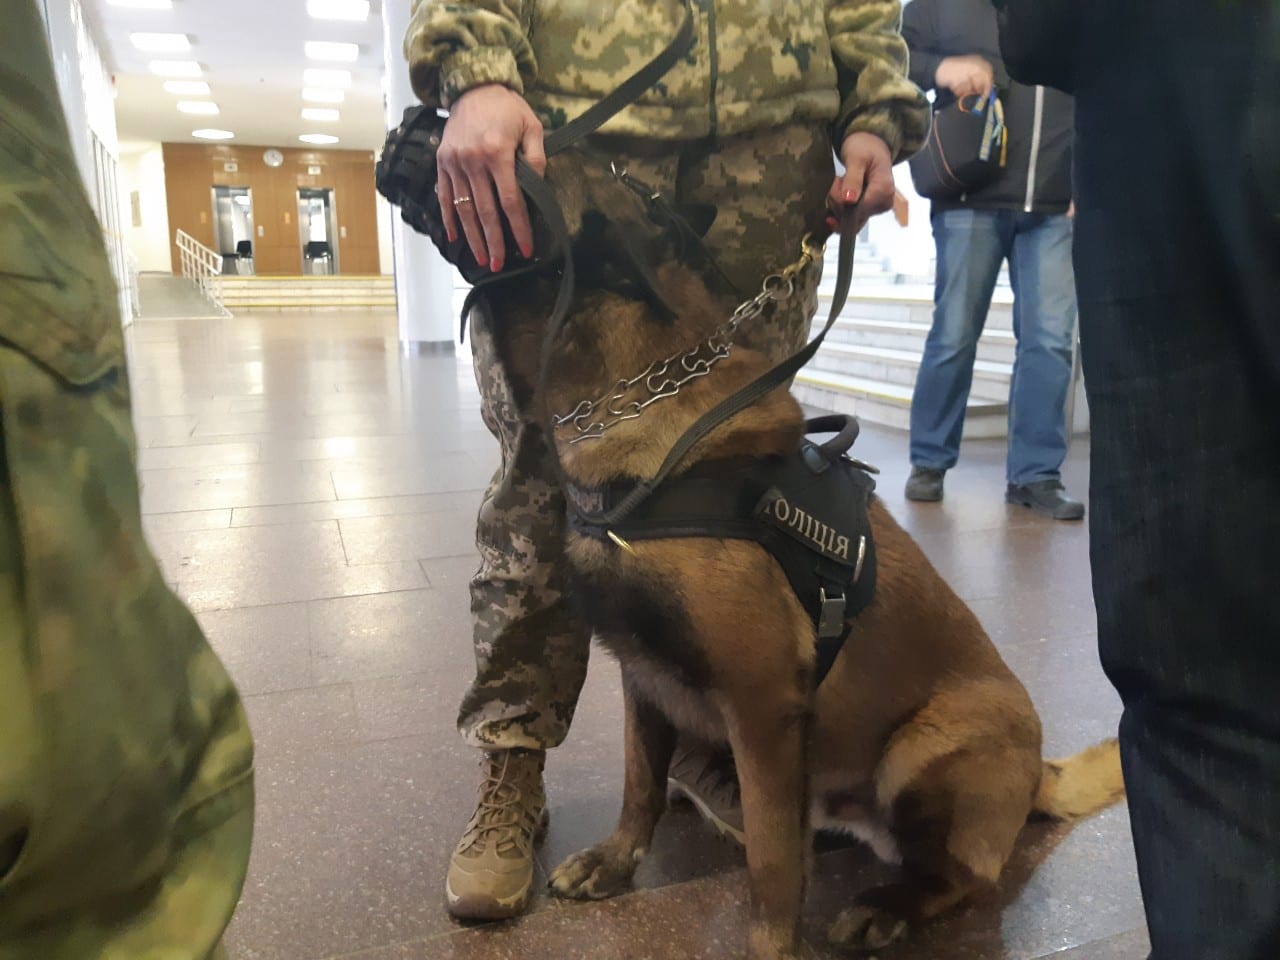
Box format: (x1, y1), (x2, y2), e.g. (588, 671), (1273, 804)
(85, 0), (390, 153)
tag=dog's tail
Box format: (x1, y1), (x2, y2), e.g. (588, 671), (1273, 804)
(1031, 738), (1125, 821)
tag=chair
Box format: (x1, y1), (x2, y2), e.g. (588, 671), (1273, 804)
(235, 240), (254, 275)
(303, 240), (333, 275)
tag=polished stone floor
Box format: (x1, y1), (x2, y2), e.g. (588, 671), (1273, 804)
(124, 305), (1148, 960)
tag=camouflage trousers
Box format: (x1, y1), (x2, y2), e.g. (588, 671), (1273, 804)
(0, 3), (254, 957)
(460, 123), (834, 749)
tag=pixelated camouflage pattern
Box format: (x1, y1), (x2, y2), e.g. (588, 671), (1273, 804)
(0, 4), (254, 957)
(459, 125), (829, 749)
(405, 0), (928, 161)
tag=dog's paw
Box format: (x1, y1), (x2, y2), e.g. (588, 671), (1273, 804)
(827, 904), (909, 952)
(548, 843), (641, 901)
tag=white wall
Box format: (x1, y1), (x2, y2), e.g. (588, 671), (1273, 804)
(118, 144), (174, 273)
(376, 192), (395, 275)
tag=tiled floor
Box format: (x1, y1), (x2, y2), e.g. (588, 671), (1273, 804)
(125, 304), (1148, 960)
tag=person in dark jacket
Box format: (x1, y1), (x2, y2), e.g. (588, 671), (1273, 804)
(996, 2), (1280, 958)
(901, 0), (1084, 519)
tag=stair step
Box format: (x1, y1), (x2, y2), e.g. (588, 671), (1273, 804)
(811, 317), (1018, 365)
(220, 275), (396, 310)
(807, 342), (1010, 401)
(793, 369), (1007, 437)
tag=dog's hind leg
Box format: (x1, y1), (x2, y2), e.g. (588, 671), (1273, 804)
(828, 739), (1036, 952)
(549, 670), (676, 901)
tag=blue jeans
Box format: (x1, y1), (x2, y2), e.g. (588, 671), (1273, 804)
(909, 208), (1077, 485)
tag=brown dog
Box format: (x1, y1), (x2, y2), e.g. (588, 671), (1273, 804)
(482, 159), (1123, 960)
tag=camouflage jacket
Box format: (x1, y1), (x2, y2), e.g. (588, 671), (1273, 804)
(404, 0), (929, 162)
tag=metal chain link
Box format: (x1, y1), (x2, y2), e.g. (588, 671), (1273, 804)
(553, 235), (824, 444)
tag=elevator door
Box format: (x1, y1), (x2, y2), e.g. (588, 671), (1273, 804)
(297, 188), (339, 274)
(211, 186), (255, 274)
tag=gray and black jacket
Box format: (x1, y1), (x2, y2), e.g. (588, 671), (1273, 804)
(902, 0), (1073, 214)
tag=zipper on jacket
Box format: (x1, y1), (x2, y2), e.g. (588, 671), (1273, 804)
(1024, 85), (1045, 212)
(703, 0), (719, 138)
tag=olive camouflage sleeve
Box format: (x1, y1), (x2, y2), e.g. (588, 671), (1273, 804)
(827, 0), (930, 162)
(403, 0), (537, 108)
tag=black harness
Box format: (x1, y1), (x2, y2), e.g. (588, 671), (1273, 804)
(567, 415), (878, 686)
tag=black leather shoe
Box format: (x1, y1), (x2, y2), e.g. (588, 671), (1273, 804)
(1006, 480), (1085, 520)
(905, 466), (945, 502)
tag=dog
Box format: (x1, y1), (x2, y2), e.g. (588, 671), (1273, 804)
(479, 156), (1124, 960)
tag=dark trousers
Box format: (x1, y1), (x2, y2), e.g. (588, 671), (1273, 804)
(1072, 3), (1280, 957)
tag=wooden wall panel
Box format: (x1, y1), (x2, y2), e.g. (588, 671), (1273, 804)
(160, 142), (381, 276)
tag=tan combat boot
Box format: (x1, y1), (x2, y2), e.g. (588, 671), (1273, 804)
(667, 743), (744, 845)
(445, 748), (548, 920)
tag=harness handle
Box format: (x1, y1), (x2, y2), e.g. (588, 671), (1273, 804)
(805, 414), (861, 461)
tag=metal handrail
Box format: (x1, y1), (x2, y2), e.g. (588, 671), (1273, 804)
(123, 247), (141, 322)
(175, 229), (229, 315)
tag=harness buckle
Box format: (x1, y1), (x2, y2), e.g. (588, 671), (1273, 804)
(818, 587), (846, 639)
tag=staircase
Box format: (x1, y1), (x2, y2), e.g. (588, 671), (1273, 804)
(136, 273), (229, 319)
(220, 275), (396, 310)
(790, 242), (1019, 438)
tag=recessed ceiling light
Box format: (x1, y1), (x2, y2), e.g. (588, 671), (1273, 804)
(108, 0), (172, 8)
(302, 68), (351, 88)
(302, 87), (345, 104)
(301, 107), (340, 122)
(164, 80), (211, 95)
(299, 133), (340, 145)
(131, 32), (191, 53)
(305, 41), (359, 62)
(177, 101), (220, 115)
(192, 129), (235, 140)
(149, 60), (202, 78)
(307, 0), (369, 22)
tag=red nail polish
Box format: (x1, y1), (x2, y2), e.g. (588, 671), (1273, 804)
(844, 189), (860, 204)
(519, 242), (534, 259)
(490, 257), (504, 273)
(475, 252), (488, 268)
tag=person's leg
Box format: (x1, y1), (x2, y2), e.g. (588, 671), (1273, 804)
(1003, 212), (1083, 519)
(1005, 212), (1075, 484)
(1074, 4), (1280, 954)
(446, 299), (592, 919)
(907, 208), (1006, 491)
(0, 5), (253, 957)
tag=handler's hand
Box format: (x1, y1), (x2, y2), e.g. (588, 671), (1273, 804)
(437, 84), (546, 272)
(828, 132), (896, 235)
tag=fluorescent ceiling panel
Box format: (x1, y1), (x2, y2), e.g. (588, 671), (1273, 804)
(131, 32), (191, 52)
(163, 80), (211, 95)
(305, 41), (359, 62)
(302, 68), (352, 88)
(307, 0), (370, 22)
(149, 60), (202, 78)
(302, 87), (345, 103)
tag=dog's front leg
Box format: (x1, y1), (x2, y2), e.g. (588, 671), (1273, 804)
(721, 687), (811, 960)
(550, 670), (675, 900)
